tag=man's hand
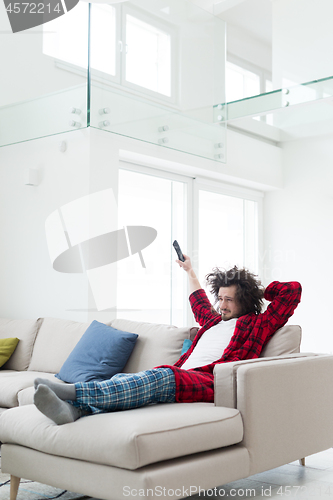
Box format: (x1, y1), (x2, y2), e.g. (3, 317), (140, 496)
(176, 254), (202, 294)
(176, 253), (192, 272)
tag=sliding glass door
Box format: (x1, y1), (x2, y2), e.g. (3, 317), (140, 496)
(117, 167), (189, 325)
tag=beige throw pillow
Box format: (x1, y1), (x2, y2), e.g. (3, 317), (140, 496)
(260, 325), (302, 358)
(111, 318), (192, 373)
(0, 318), (42, 371)
(28, 318), (90, 373)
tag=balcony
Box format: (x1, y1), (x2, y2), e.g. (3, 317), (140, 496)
(0, 0), (226, 163)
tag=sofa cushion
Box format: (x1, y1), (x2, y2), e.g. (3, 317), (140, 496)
(260, 325), (302, 357)
(0, 403), (243, 470)
(56, 321), (138, 383)
(28, 318), (91, 373)
(111, 318), (192, 373)
(0, 371), (60, 408)
(0, 318), (42, 371)
(17, 386), (35, 406)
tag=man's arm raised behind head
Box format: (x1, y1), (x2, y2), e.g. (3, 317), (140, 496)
(263, 281), (302, 339)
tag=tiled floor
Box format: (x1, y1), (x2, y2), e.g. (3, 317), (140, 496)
(189, 449), (333, 499)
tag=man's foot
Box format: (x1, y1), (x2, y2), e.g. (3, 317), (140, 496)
(34, 378), (76, 401)
(34, 385), (81, 425)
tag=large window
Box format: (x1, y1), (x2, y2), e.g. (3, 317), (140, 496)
(43, 3), (175, 101)
(226, 61), (261, 102)
(90, 4), (118, 76)
(116, 166), (262, 326)
(116, 167), (188, 325)
(195, 181), (261, 307)
(124, 11), (172, 97)
(226, 58), (272, 102)
(42, 3), (89, 70)
(226, 59), (274, 124)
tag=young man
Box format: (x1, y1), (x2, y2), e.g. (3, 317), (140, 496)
(34, 255), (302, 424)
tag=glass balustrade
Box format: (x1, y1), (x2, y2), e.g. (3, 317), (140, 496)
(90, 82), (226, 162)
(0, 0), (227, 163)
(0, 85), (88, 147)
(224, 76), (333, 142)
(0, 1), (89, 147)
(3, 0), (333, 158)
(89, 0), (226, 162)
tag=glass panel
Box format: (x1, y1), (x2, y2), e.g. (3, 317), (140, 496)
(272, 0), (333, 89)
(43, 3), (88, 68)
(116, 168), (187, 326)
(0, 85), (87, 147)
(266, 80), (273, 93)
(92, 86), (226, 161)
(0, 3), (89, 147)
(219, 0), (333, 100)
(225, 76), (333, 141)
(0, 0), (226, 163)
(226, 62), (261, 102)
(125, 13), (171, 96)
(198, 189), (258, 304)
(91, 0), (226, 163)
(90, 4), (117, 75)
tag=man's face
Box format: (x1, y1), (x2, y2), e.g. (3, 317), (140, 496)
(218, 285), (242, 321)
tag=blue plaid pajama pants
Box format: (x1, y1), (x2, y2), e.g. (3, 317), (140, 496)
(70, 368), (176, 414)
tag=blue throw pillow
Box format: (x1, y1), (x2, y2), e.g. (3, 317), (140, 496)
(56, 320), (138, 383)
(181, 339), (192, 356)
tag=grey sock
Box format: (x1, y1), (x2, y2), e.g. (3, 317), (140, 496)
(34, 385), (82, 425)
(34, 377), (76, 401)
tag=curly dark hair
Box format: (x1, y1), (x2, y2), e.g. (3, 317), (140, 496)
(205, 266), (264, 316)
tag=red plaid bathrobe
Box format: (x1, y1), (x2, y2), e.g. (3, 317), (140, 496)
(162, 281), (302, 403)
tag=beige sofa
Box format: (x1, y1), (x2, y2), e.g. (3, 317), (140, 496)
(0, 316), (333, 500)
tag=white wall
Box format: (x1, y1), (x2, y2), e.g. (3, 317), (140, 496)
(263, 133), (333, 353)
(0, 129), (89, 321)
(0, 128), (120, 322)
(2, 109), (330, 354)
(272, 0), (333, 87)
(0, 126), (281, 322)
(226, 24), (271, 74)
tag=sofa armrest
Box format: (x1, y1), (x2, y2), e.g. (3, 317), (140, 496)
(233, 354), (333, 474)
(214, 353), (318, 408)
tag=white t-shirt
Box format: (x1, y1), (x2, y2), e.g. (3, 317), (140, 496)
(181, 318), (237, 370)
